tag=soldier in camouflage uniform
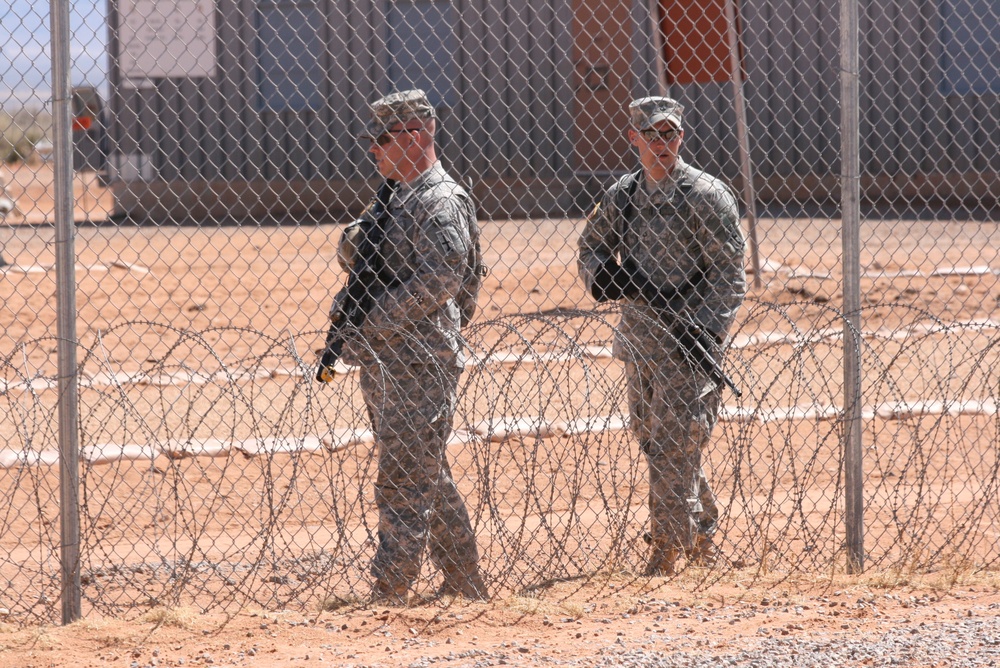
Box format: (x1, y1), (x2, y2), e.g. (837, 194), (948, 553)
(577, 97), (746, 575)
(336, 90), (486, 603)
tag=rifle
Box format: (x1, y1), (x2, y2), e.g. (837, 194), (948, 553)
(316, 179), (399, 382)
(673, 321), (742, 398)
(624, 259), (742, 398)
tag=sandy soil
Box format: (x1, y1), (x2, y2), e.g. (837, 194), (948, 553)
(1, 577), (998, 668)
(2, 162), (1000, 666)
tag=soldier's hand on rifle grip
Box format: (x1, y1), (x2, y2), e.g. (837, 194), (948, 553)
(315, 337), (344, 383)
(316, 363), (336, 383)
(316, 310), (346, 383)
(620, 257), (679, 312)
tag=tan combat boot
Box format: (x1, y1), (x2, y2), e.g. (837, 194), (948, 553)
(687, 534), (720, 567)
(369, 580), (409, 606)
(437, 571), (488, 601)
(644, 546), (682, 576)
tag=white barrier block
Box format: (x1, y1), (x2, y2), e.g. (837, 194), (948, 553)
(212, 367), (275, 383)
(0, 449), (60, 468)
(235, 436), (324, 457)
(82, 443), (160, 465)
(949, 399), (998, 415)
(960, 318), (1000, 329)
(875, 399), (997, 420)
(757, 405), (842, 423)
(785, 268), (834, 280)
(719, 405), (757, 423)
(322, 428), (375, 452)
(268, 366), (306, 379)
(813, 328), (844, 341)
(107, 260), (153, 275)
(83, 371), (145, 387)
(930, 265), (995, 277)
(3, 378), (57, 392)
(272, 360), (361, 379)
(755, 258), (786, 274)
(472, 416), (560, 441)
(161, 438), (233, 459)
(733, 331), (795, 347)
(84, 370), (214, 388)
(486, 351), (573, 365)
(446, 429), (476, 447)
(550, 415), (629, 436)
(876, 400), (941, 420)
(0, 450), (22, 468)
(582, 346), (614, 359)
(141, 370), (215, 387)
(862, 269), (923, 278)
(332, 361), (359, 376)
(1, 264), (52, 274)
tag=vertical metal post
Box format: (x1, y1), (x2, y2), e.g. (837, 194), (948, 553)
(51, 0), (82, 622)
(646, 0), (669, 96)
(724, 0), (762, 289)
(840, 0), (864, 573)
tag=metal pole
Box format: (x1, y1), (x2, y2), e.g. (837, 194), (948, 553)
(0, 177), (10, 265)
(51, 0), (82, 622)
(723, 0), (762, 289)
(646, 0), (669, 96)
(840, 0), (864, 573)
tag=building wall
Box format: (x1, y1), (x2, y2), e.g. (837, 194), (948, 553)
(105, 0), (1000, 222)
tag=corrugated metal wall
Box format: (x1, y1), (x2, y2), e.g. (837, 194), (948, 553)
(105, 0), (1000, 221)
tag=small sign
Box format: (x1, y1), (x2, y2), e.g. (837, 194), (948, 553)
(119, 0), (217, 79)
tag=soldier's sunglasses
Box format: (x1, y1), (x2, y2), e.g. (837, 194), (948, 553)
(639, 128), (680, 143)
(371, 128), (418, 147)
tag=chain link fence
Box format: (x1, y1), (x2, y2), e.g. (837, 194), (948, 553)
(1, 0), (999, 624)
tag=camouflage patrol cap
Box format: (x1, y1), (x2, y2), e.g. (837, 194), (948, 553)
(629, 96), (683, 130)
(361, 89), (437, 139)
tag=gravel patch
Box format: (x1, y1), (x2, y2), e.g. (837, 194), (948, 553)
(379, 613), (1000, 668)
(585, 616), (1000, 668)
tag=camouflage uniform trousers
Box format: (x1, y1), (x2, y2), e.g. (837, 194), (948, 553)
(625, 356), (721, 560)
(360, 360), (482, 592)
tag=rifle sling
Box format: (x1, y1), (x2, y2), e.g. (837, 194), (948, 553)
(617, 169), (705, 304)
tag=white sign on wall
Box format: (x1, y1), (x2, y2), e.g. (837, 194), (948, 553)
(119, 0), (217, 80)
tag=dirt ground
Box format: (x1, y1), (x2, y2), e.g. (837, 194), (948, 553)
(2, 163), (1000, 666)
(1, 576), (998, 668)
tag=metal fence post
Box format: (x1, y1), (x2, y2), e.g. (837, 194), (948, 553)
(646, 0), (669, 96)
(724, 0), (761, 290)
(840, 0), (865, 574)
(51, 0), (82, 623)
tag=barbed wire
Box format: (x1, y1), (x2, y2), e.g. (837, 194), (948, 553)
(1, 304), (997, 623)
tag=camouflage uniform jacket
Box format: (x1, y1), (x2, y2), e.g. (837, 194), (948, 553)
(578, 159), (747, 361)
(339, 162), (477, 368)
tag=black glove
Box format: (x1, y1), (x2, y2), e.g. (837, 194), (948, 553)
(315, 337), (343, 383)
(621, 258), (682, 312)
(316, 310), (346, 383)
(590, 258), (636, 302)
(591, 257), (673, 305)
